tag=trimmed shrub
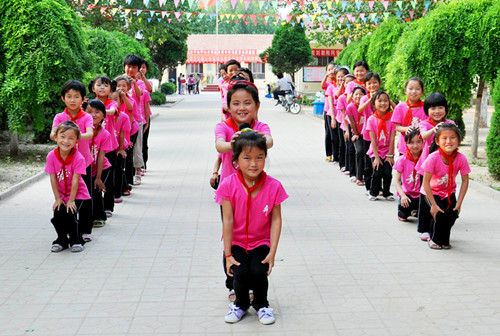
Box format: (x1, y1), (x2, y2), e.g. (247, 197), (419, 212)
(150, 91), (166, 106)
(161, 82), (177, 95)
(486, 76), (500, 179)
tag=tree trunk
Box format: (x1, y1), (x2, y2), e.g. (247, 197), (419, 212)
(480, 85), (488, 128)
(9, 131), (19, 157)
(472, 80), (486, 158)
(342, 37), (348, 47)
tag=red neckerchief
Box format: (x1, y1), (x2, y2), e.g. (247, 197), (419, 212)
(54, 147), (76, 199)
(426, 118), (438, 127)
(103, 98), (113, 107)
(438, 148), (458, 210)
(236, 169), (267, 252)
(224, 118), (255, 133)
(91, 124), (102, 160)
(404, 100), (424, 127)
(373, 110), (393, 140)
(405, 149), (421, 189)
(353, 79), (364, 86)
(64, 108), (86, 123)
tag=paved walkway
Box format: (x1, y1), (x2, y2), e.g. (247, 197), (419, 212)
(1, 93), (500, 335)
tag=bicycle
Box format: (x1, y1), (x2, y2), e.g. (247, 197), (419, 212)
(277, 90), (302, 114)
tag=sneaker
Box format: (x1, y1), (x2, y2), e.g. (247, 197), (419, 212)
(385, 195), (395, 201)
(71, 244), (84, 253)
(82, 233), (93, 242)
(349, 176), (357, 183)
(332, 161), (339, 166)
(420, 232), (431, 241)
(105, 210), (112, 218)
(122, 190), (131, 196)
(325, 156), (332, 162)
(114, 197), (123, 203)
(367, 195), (377, 201)
(51, 244), (64, 252)
(340, 167), (346, 172)
(224, 303), (247, 323)
(257, 307), (275, 325)
(133, 175), (142, 185)
(343, 171), (350, 175)
(142, 168), (147, 174)
(140, 170), (145, 176)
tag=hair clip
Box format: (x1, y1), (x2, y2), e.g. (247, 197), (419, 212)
(240, 128), (253, 133)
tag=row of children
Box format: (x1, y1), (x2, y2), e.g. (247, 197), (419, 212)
(322, 60), (470, 250)
(211, 60), (286, 324)
(45, 54), (153, 252)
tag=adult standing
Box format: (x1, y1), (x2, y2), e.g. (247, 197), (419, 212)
(177, 73), (182, 94)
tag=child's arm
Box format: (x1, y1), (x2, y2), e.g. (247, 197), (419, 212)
(50, 127), (58, 141)
(50, 174), (64, 211)
(386, 131), (396, 166)
(210, 157), (222, 187)
(394, 171), (410, 208)
(328, 96), (337, 129)
(130, 78), (143, 99)
(137, 72), (153, 92)
(346, 93), (353, 104)
(423, 171), (444, 219)
(94, 150), (106, 192)
(264, 134), (274, 149)
(80, 126), (93, 140)
(395, 123), (409, 134)
(121, 92), (133, 112)
(216, 137), (233, 154)
(348, 116), (359, 141)
(144, 102), (151, 131)
(117, 130), (127, 158)
(262, 204), (282, 275)
(454, 174), (469, 214)
(370, 130), (382, 169)
(66, 173), (81, 214)
(106, 106), (116, 116)
(358, 98), (371, 113)
(222, 199), (240, 276)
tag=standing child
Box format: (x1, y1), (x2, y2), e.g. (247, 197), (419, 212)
(393, 128), (424, 221)
(421, 123), (470, 249)
(217, 125), (288, 325)
(346, 61), (369, 104)
(221, 60), (241, 120)
(335, 73), (355, 173)
(346, 86), (367, 185)
(138, 59), (152, 173)
(324, 65), (339, 163)
(46, 121), (89, 252)
(365, 91), (396, 200)
(391, 77), (426, 155)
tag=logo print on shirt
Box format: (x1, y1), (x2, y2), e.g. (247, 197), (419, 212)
(406, 173), (419, 185)
(91, 144), (98, 160)
(57, 169), (70, 182)
(263, 205), (269, 216)
(411, 116), (420, 128)
(438, 174), (449, 186)
(379, 131), (386, 142)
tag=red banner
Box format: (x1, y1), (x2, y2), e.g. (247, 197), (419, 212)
(312, 49), (343, 57)
(186, 49), (262, 64)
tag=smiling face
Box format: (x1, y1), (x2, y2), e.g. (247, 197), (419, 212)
(116, 80), (130, 93)
(353, 66), (367, 83)
(407, 134), (424, 156)
(140, 63), (148, 76)
(428, 106), (446, 123)
(229, 89), (259, 125)
(61, 89), (83, 114)
(220, 69), (229, 82)
(124, 64), (139, 77)
(436, 129), (459, 155)
(365, 77), (381, 94)
(336, 71), (346, 86)
(56, 129), (78, 154)
(86, 105), (105, 128)
(110, 91), (121, 106)
(227, 64), (239, 80)
(326, 64), (336, 79)
(237, 145), (266, 182)
(374, 93), (390, 114)
(352, 89), (365, 105)
(405, 80), (424, 104)
(93, 79), (111, 100)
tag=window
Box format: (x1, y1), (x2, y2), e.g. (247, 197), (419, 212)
(316, 57), (335, 67)
(187, 63), (203, 74)
(247, 63), (265, 79)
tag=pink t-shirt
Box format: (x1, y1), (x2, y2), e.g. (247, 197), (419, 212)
(359, 95), (374, 141)
(129, 80), (147, 124)
(90, 128), (113, 176)
(103, 100), (119, 150)
(52, 111), (93, 167)
(420, 151), (471, 199)
(391, 102), (426, 154)
(322, 80), (335, 91)
(365, 113), (396, 159)
(324, 85), (335, 116)
(215, 121), (271, 183)
(45, 149), (91, 202)
(346, 80), (366, 94)
(216, 173), (288, 250)
(142, 90), (152, 121)
(417, 119), (455, 171)
(114, 110), (131, 149)
(217, 77), (224, 90)
(124, 97), (139, 135)
(393, 155), (421, 198)
(335, 94), (348, 130)
(345, 102), (364, 135)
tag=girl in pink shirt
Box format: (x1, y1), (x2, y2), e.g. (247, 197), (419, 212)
(45, 121), (89, 253)
(393, 128), (424, 222)
(346, 86), (367, 185)
(391, 77), (426, 155)
(421, 123), (470, 249)
(217, 126), (288, 325)
(346, 60), (368, 104)
(336, 74), (355, 173)
(324, 72), (338, 163)
(365, 91), (396, 200)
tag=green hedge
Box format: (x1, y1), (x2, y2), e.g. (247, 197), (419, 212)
(150, 91), (166, 106)
(486, 77), (500, 179)
(161, 82), (177, 95)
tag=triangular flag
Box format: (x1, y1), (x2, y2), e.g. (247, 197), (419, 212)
(199, 0), (205, 9)
(374, 17), (378, 24)
(286, 15), (292, 23)
(126, 0), (132, 4)
(186, 13), (192, 19)
(136, 9), (142, 16)
(312, 1), (317, 10)
(80, 0), (84, 5)
(168, 18), (172, 23)
(159, 0), (163, 6)
(339, 16), (344, 23)
(369, 13), (377, 21)
(383, 12), (390, 19)
(148, 18), (152, 22)
(94, 0), (99, 5)
(424, 1), (430, 11)
(346, 13), (353, 22)
(296, 15), (301, 23)
(395, 11), (402, 18)
(175, 12), (181, 19)
(368, 1), (374, 10)
(143, 0), (149, 6)
(355, 1), (361, 11)
(382, 1), (389, 10)
(346, 23), (351, 29)
(244, 0), (250, 10)
(359, 13), (365, 20)
(341, 1), (347, 11)
(161, 11), (167, 18)
(411, 1), (416, 9)
(124, 9), (131, 15)
(150, 10), (155, 17)
(187, 0), (195, 8)
(259, 1), (265, 10)
(111, 8), (118, 16)
(174, 0), (180, 7)
(409, 10), (414, 19)
(326, 1), (332, 10)
(322, 14), (328, 21)
(396, 1), (403, 10)
(100, 7), (106, 14)
(231, 0), (237, 9)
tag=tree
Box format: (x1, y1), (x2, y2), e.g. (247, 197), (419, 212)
(486, 76), (500, 179)
(260, 23), (313, 82)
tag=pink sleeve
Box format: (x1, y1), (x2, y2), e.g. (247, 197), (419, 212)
(325, 85), (334, 97)
(45, 151), (56, 174)
(52, 113), (65, 128)
(345, 81), (356, 94)
(73, 153), (87, 175)
(254, 122), (271, 136)
(215, 177), (232, 205)
(272, 180), (289, 207)
(83, 114), (93, 130)
(391, 103), (406, 124)
(393, 156), (405, 173)
(365, 116), (377, 132)
(215, 122), (227, 141)
(457, 154), (471, 175)
(143, 90), (151, 104)
(345, 104), (355, 117)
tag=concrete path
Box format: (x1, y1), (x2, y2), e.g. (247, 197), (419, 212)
(1, 93), (500, 335)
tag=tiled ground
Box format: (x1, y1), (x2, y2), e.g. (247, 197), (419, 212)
(1, 93), (500, 335)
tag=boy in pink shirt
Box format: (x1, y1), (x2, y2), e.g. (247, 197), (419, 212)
(46, 121), (90, 253)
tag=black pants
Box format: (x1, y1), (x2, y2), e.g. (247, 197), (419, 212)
(142, 123), (150, 170)
(362, 140), (373, 191)
(231, 245), (270, 311)
(51, 201), (85, 247)
(273, 90), (286, 100)
(353, 138), (365, 181)
(324, 114), (339, 161)
(104, 151), (116, 211)
(418, 194), (433, 233)
(346, 126), (356, 177)
(430, 194), (459, 246)
(125, 132), (138, 190)
(370, 158), (392, 197)
(79, 165), (93, 234)
(114, 152), (125, 198)
(338, 127), (346, 169)
(89, 168), (112, 228)
(398, 195), (420, 219)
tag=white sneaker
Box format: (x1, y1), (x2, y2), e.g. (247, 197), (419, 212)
(224, 303), (247, 323)
(82, 234), (92, 242)
(105, 210), (112, 218)
(420, 232), (431, 241)
(71, 244), (84, 253)
(51, 244), (64, 252)
(133, 175), (142, 185)
(367, 194), (377, 201)
(349, 176), (357, 183)
(257, 307), (275, 325)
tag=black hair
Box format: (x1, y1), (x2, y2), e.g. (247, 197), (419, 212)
(344, 74), (355, 80)
(61, 80), (86, 98)
(353, 60), (369, 71)
(371, 90), (391, 109)
(276, 72), (284, 79)
(429, 122), (462, 154)
(141, 58), (149, 70)
(123, 54), (143, 68)
(352, 86), (366, 96)
(424, 92), (448, 116)
(365, 72), (381, 83)
(85, 99), (106, 120)
(227, 81), (260, 106)
(88, 75), (112, 96)
(232, 123), (268, 163)
(219, 64), (227, 72)
(235, 68), (254, 83)
(114, 75), (131, 90)
(405, 77), (424, 92)
(55, 120), (81, 139)
(336, 67), (349, 76)
(225, 59), (241, 69)
(404, 127), (422, 143)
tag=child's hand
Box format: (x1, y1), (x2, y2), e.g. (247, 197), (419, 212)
(53, 199), (64, 212)
(128, 76), (136, 84)
(261, 253), (275, 275)
(230, 131), (241, 144)
(430, 203), (444, 220)
(118, 149), (127, 158)
(210, 173), (218, 187)
(400, 194), (410, 208)
(373, 157), (382, 170)
(94, 178), (106, 192)
(331, 119), (337, 129)
(386, 156), (395, 167)
(66, 200), (77, 214)
(351, 134), (359, 142)
(453, 204), (461, 214)
(344, 131), (349, 141)
(225, 256), (240, 277)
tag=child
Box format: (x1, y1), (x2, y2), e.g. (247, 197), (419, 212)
(421, 123), (470, 249)
(221, 60), (241, 120)
(391, 77), (426, 155)
(324, 66), (339, 163)
(138, 59), (153, 173)
(86, 99), (114, 235)
(335, 73), (355, 173)
(235, 68), (254, 83)
(365, 91), (396, 200)
(393, 128), (424, 221)
(45, 121), (89, 252)
(346, 86), (367, 185)
(210, 155), (222, 190)
(321, 62), (337, 90)
(346, 60), (369, 104)
(216, 124), (288, 325)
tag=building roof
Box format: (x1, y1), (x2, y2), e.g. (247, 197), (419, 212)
(187, 34), (274, 51)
